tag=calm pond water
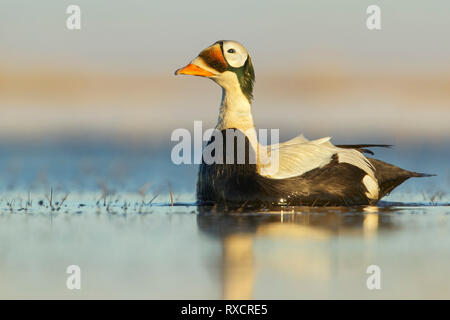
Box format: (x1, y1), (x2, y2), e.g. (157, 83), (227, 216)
(0, 138), (449, 299)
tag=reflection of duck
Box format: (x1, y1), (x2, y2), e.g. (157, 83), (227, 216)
(196, 208), (395, 237)
(197, 210), (394, 299)
(175, 40), (433, 207)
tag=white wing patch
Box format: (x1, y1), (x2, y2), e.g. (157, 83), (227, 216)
(260, 138), (334, 179)
(362, 174), (379, 200)
(259, 133), (377, 183)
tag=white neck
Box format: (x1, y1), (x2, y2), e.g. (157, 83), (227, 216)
(214, 72), (254, 132)
(213, 72), (261, 162)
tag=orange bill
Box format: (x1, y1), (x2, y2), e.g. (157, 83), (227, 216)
(174, 63), (214, 77)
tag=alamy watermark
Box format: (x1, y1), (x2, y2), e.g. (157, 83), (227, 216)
(366, 264), (381, 290)
(171, 121), (280, 175)
(66, 265), (81, 290)
(66, 5), (81, 30)
(366, 5), (381, 30)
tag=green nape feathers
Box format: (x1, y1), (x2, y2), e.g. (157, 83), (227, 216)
(229, 55), (255, 103)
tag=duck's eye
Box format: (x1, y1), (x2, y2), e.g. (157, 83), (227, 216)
(227, 48), (235, 54)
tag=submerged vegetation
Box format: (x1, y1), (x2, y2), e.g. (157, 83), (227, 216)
(0, 186), (448, 216)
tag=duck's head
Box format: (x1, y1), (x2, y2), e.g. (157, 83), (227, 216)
(175, 40), (255, 102)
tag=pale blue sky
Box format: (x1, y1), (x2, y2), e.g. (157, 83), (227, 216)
(1, 0), (449, 74)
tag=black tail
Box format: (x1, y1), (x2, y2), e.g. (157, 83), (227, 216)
(336, 144), (391, 155)
(368, 158), (435, 199)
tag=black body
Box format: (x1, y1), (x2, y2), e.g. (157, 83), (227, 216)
(197, 129), (429, 209)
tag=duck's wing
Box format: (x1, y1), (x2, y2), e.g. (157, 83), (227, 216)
(257, 135), (380, 200)
(258, 135), (376, 181)
(277, 133), (310, 146)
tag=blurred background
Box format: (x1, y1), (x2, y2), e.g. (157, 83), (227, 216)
(1, 0), (449, 140)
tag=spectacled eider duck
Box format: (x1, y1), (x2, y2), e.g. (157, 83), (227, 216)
(175, 40), (433, 208)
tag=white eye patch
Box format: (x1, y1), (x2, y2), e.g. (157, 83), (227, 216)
(223, 41), (248, 68)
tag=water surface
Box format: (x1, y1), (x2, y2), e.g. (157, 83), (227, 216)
(0, 139), (448, 299)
